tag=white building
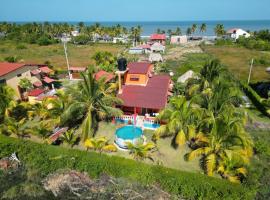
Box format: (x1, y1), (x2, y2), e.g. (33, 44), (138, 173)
(149, 53), (163, 63)
(226, 28), (250, 40)
(113, 37), (128, 44)
(170, 35), (188, 44)
(151, 42), (165, 53)
(71, 30), (80, 37)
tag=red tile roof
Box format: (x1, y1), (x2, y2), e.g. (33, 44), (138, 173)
(118, 75), (170, 109)
(127, 62), (152, 74)
(33, 81), (42, 87)
(28, 88), (45, 97)
(150, 34), (166, 40)
(0, 62), (26, 76)
(139, 44), (151, 49)
(43, 76), (56, 83)
(95, 70), (115, 83)
(31, 69), (40, 75)
(227, 28), (239, 34)
(39, 66), (53, 74)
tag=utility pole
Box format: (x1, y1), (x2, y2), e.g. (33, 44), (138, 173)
(248, 58), (254, 84)
(63, 40), (72, 80)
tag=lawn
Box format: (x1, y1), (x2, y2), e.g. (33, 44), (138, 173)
(0, 40), (125, 70)
(203, 45), (270, 82)
(95, 122), (201, 173)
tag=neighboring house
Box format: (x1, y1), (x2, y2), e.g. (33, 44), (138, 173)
(69, 66), (87, 80)
(177, 70), (195, 83)
(0, 62), (40, 99)
(94, 70), (115, 83)
(226, 28), (250, 40)
(113, 37), (128, 44)
(151, 42), (165, 53)
(71, 30), (80, 37)
(170, 35), (188, 44)
(150, 34), (166, 45)
(118, 62), (172, 115)
(128, 47), (144, 54)
(138, 44), (152, 54)
(149, 53), (163, 63)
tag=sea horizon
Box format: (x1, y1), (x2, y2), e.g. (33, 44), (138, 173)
(4, 20), (270, 36)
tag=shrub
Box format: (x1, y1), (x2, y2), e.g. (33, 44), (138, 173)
(4, 56), (19, 63)
(72, 35), (91, 45)
(37, 35), (53, 46)
(16, 44), (27, 50)
(0, 135), (255, 200)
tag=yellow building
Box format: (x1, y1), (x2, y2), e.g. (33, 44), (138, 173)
(0, 62), (41, 99)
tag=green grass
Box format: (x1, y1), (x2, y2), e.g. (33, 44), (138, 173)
(95, 122), (201, 172)
(204, 45), (270, 82)
(0, 40), (125, 70)
(0, 134), (254, 200)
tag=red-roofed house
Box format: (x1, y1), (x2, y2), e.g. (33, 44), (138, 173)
(69, 66), (87, 79)
(0, 62), (41, 99)
(39, 66), (53, 74)
(150, 34), (166, 45)
(95, 70), (115, 83)
(125, 62), (154, 86)
(226, 28), (250, 40)
(117, 62), (172, 115)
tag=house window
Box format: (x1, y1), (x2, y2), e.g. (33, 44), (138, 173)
(130, 75), (140, 81)
(0, 79), (6, 85)
(17, 73), (22, 77)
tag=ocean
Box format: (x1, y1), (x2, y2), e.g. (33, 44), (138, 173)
(15, 20), (270, 36)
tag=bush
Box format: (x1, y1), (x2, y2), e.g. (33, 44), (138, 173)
(72, 35), (91, 45)
(4, 56), (19, 63)
(37, 35), (53, 46)
(16, 44), (27, 50)
(0, 135), (254, 200)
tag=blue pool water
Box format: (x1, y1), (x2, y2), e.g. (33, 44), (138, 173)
(115, 119), (160, 129)
(116, 126), (143, 140)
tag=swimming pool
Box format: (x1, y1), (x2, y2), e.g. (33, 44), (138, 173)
(115, 126), (143, 149)
(115, 118), (160, 130)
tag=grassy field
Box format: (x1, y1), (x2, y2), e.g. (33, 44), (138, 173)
(0, 40), (125, 70)
(204, 45), (270, 82)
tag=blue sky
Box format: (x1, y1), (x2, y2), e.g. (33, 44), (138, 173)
(1, 0), (270, 21)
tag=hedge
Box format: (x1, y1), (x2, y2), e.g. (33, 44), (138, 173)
(0, 135), (255, 200)
(240, 81), (270, 118)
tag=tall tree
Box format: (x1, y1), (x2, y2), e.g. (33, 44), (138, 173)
(191, 24), (197, 34)
(62, 68), (123, 141)
(200, 23), (207, 34)
(214, 24), (225, 36)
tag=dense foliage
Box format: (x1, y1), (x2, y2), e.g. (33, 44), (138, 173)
(0, 135), (254, 200)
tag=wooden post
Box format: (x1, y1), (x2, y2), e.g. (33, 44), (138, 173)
(248, 58), (254, 84)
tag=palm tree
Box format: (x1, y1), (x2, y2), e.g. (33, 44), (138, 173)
(186, 27), (192, 36)
(153, 96), (201, 146)
(62, 68), (123, 141)
(130, 26), (142, 46)
(191, 24), (197, 34)
(214, 24), (225, 36)
(185, 107), (253, 181)
(84, 137), (117, 152)
(0, 117), (28, 138)
(200, 23), (207, 34)
(126, 141), (156, 161)
(175, 27), (182, 35)
(0, 85), (16, 122)
(60, 129), (78, 147)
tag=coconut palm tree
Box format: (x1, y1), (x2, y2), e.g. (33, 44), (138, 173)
(200, 23), (207, 34)
(0, 117), (28, 138)
(84, 137), (117, 152)
(175, 27), (182, 35)
(191, 24), (197, 34)
(62, 68), (123, 141)
(0, 85), (16, 122)
(214, 24), (225, 36)
(126, 141), (156, 161)
(60, 129), (78, 147)
(185, 106), (253, 180)
(153, 96), (202, 146)
(186, 27), (192, 36)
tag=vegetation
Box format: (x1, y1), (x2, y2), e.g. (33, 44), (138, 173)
(214, 24), (225, 36)
(155, 60), (253, 183)
(0, 135), (254, 200)
(61, 68), (122, 141)
(84, 137), (117, 152)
